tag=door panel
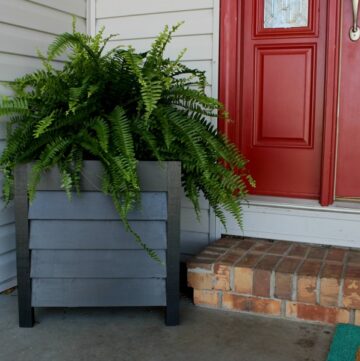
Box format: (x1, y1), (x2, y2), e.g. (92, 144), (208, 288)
(239, 0), (326, 198)
(336, 0), (360, 198)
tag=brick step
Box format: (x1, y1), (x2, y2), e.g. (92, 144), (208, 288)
(187, 237), (360, 325)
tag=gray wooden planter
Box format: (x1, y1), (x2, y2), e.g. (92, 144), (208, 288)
(15, 161), (181, 327)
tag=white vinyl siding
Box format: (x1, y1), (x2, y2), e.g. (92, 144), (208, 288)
(0, 0), (86, 292)
(96, 0), (220, 258)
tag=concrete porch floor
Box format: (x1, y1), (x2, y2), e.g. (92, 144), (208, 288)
(0, 293), (334, 361)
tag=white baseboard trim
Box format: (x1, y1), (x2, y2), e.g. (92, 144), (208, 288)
(222, 196), (360, 249)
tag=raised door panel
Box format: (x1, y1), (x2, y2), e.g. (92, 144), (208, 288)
(239, 0), (326, 198)
(254, 45), (315, 147)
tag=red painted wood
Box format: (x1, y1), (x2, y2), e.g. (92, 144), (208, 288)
(220, 0), (329, 199)
(336, 0), (360, 198)
(320, 0), (341, 206)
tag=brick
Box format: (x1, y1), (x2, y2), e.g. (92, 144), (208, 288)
(234, 267), (253, 294)
(222, 293), (281, 316)
(268, 241), (292, 255)
(252, 240), (273, 253)
(320, 264), (343, 307)
(236, 252), (263, 268)
(217, 249), (245, 266)
(297, 276), (318, 304)
(213, 264), (231, 291)
(286, 302), (298, 318)
(288, 245), (308, 258)
(337, 309), (351, 324)
(346, 265), (360, 279)
(275, 272), (293, 300)
(307, 247), (327, 261)
(355, 311), (360, 326)
(286, 302), (350, 324)
(187, 272), (213, 290)
(343, 278), (360, 309)
(187, 258), (214, 271)
(276, 257), (302, 274)
(233, 238), (257, 251)
(326, 248), (347, 263)
(253, 255), (281, 297)
(234, 253), (263, 295)
(194, 289), (219, 307)
(212, 238), (238, 248)
(297, 260), (322, 304)
(348, 250), (360, 265)
(275, 257), (302, 300)
(298, 260), (322, 277)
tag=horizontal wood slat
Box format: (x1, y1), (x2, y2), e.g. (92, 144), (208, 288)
(0, 251), (16, 281)
(105, 35), (213, 62)
(96, 0), (213, 18)
(0, 53), (63, 82)
(29, 192), (167, 221)
(0, 23), (63, 60)
(0, 224), (15, 255)
(31, 250), (166, 278)
(0, 0), (85, 35)
(32, 278), (166, 307)
(98, 10), (213, 40)
(30, 220), (167, 250)
(28, 0), (86, 18)
(34, 161), (169, 191)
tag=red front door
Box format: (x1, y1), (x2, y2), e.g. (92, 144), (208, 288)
(336, 0), (360, 199)
(222, 1), (328, 199)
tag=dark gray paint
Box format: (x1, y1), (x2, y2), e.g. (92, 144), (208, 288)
(32, 278), (166, 307)
(34, 161), (168, 192)
(16, 161), (181, 324)
(31, 250), (166, 278)
(29, 192), (167, 221)
(30, 220), (167, 250)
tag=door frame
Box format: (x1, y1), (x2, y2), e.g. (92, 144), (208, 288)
(219, 0), (342, 206)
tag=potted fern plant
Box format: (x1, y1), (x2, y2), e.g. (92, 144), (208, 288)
(0, 23), (253, 327)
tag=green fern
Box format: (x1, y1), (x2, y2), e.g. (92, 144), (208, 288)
(0, 22), (255, 262)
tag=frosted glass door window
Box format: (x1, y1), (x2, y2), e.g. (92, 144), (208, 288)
(264, 0), (309, 28)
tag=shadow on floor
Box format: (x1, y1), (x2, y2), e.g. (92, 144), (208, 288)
(0, 294), (333, 361)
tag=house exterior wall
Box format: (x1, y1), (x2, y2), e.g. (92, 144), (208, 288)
(0, 0), (86, 292)
(95, 0), (221, 258)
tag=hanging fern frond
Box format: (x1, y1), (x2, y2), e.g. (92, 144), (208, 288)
(0, 22), (254, 262)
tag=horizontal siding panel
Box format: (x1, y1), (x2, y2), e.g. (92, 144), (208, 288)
(29, 192), (167, 220)
(181, 208), (209, 233)
(97, 0), (213, 18)
(28, 0), (86, 18)
(32, 278), (166, 307)
(181, 231), (210, 255)
(182, 60), (213, 85)
(0, 23), (63, 59)
(98, 10), (213, 40)
(31, 250), (166, 278)
(0, 277), (17, 293)
(0, 224), (15, 255)
(0, 205), (14, 226)
(0, 84), (13, 96)
(30, 220), (167, 250)
(0, 250), (16, 282)
(181, 190), (209, 210)
(0, 53), (63, 82)
(106, 35), (213, 61)
(0, 0), (85, 35)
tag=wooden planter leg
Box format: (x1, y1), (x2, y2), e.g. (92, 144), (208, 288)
(15, 165), (34, 328)
(165, 162), (181, 326)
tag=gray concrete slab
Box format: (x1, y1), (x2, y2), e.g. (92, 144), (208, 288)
(0, 294), (334, 361)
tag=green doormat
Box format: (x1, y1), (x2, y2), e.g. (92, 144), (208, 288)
(327, 324), (360, 361)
